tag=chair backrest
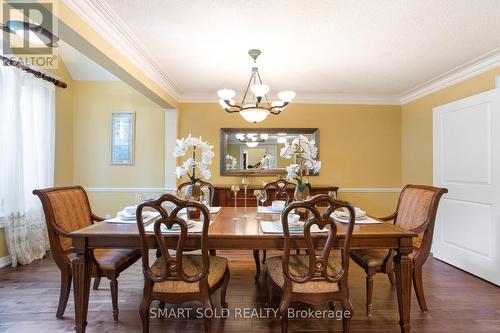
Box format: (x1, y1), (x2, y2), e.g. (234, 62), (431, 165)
(394, 184), (448, 260)
(281, 194), (356, 285)
(264, 179), (296, 204)
(32, 186), (93, 268)
(136, 194), (211, 285)
(177, 179), (215, 205)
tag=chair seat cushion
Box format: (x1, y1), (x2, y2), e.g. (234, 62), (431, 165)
(266, 255), (340, 293)
(93, 248), (142, 271)
(350, 249), (416, 268)
(151, 255), (228, 293)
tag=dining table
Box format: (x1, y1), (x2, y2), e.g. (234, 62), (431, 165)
(68, 206), (416, 333)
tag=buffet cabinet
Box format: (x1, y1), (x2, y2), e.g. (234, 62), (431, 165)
(213, 185), (339, 207)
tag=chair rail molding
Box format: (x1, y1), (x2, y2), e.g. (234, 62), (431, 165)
(84, 187), (400, 193)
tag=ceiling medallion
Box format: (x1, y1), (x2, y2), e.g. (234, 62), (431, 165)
(217, 49), (296, 123)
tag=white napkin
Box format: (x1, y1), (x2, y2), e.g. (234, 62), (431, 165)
(260, 220), (329, 234)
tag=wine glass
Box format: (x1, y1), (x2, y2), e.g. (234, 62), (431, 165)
(231, 185), (240, 221)
(241, 177), (249, 216)
(134, 193), (145, 206)
(258, 190), (267, 215)
(328, 190), (337, 200)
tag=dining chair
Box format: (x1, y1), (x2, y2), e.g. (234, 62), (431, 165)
(266, 194), (356, 333)
(252, 179), (297, 280)
(177, 179), (215, 206)
(177, 179), (217, 256)
(350, 184), (448, 316)
(136, 194), (230, 333)
(33, 185), (142, 322)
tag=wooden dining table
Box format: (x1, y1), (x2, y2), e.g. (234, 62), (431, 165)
(68, 207), (416, 333)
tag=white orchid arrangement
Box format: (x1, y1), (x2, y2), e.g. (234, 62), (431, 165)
(260, 154), (275, 170)
(280, 135), (321, 185)
(173, 134), (215, 184)
(225, 154), (237, 169)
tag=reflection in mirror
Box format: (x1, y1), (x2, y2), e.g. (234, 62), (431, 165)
(220, 128), (319, 176)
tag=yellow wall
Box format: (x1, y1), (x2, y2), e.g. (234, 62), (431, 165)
(401, 67), (500, 184)
(50, 59), (75, 186)
(178, 102), (402, 215)
(72, 81), (166, 217)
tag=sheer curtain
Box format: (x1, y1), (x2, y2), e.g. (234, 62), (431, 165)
(0, 66), (54, 267)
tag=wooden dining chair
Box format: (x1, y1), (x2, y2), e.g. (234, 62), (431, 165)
(177, 179), (215, 206)
(252, 179), (297, 280)
(266, 194), (356, 333)
(33, 185), (142, 322)
(177, 179), (217, 256)
(350, 184), (448, 316)
(136, 194), (230, 333)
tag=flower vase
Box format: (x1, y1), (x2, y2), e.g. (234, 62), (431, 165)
(294, 183), (310, 201)
(185, 183), (201, 219)
(294, 183), (310, 219)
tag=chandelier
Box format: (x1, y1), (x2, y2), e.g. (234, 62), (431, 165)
(217, 49), (296, 123)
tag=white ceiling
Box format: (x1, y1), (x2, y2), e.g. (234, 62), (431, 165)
(58, 41), (118, 81)
(66, 0), (500, 103)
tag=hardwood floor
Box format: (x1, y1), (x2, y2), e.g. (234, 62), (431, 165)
(0, 250), (499, 333)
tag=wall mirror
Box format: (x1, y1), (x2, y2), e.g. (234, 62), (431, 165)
(220, 128), (320, 176)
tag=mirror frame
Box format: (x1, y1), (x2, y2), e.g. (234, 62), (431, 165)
(220, 127), (320, 176)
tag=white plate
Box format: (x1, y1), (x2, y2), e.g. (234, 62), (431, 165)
(333, 211), (367, 220)
(118, 211), (149, 220)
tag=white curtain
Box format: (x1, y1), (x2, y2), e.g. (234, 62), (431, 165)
(0, 66), (55, 267)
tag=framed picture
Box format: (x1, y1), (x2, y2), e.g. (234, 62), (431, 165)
(111, 112), (135, 165)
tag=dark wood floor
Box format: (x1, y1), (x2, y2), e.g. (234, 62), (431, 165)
(0, 250), (499, 333)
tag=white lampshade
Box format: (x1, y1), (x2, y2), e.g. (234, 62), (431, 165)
(239, 108), (270, 123)
(278, 90), (296, 102)
(261, 133), (269, 140)
(246, 141), (259, 148)
(217, 88), (236, 100)
(218, 99), (230, 109)
(235, 133), (245, 140)
(250, 84), (270, 98)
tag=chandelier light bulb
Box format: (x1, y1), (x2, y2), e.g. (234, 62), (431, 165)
(250, 84), (270, 98)
(217, 88), (236, 100)
(278, 90), (296, 102)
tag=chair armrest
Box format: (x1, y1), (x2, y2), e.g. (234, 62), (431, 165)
(379, 212), (397, 223)
(91, 212), (105, 223)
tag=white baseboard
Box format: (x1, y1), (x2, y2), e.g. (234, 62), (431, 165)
(0, 255), (12, 269)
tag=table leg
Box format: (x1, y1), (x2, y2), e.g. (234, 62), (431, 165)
(394, 242), (413, 333)
(72, 238), (92, 333)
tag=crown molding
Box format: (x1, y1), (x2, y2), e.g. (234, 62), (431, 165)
(62, 1), (500, 107)
(179, 92), (402, 105)
(63, 0), (182, 100)
(399, 47), (500, 105)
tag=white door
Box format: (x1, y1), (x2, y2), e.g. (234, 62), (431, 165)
(433, 88), (500, 286)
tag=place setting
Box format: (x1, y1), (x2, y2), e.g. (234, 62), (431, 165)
(330, 207), (382, 225)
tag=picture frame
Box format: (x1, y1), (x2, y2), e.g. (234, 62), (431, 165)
(110, 112), (135, 165)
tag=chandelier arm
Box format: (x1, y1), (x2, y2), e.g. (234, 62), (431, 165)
(256, 71), (272, 107)
(269, 101), (289, 114)
(241, 70), (256, 105)
(224, 105), (242, 113)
